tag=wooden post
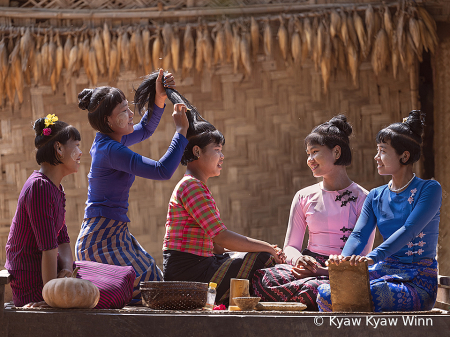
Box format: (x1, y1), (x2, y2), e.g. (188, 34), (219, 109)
(436, 275), (450, 310)
(410, 57), (420, 110)
(409, 57), (424, 177)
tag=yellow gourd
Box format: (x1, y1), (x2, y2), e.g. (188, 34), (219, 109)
(42, 267), (100, 309)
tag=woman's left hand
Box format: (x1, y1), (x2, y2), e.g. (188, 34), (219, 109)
(291, 266), (315, 279)
(291, 265), (328, 279)
(155, 69), (176, 106)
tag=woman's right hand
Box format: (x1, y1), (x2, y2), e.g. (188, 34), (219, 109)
(23, 301), (51, 308)
(326, 254), (348, 266)
(348, 255), (373, 266)
(57, 269), (72, 278)
(173, 103), (189, 137)
(326, 254), (373, 266)
(272, 245), (286, 264)
(295, 255), (320, 272)
(271, 250), (283, 264)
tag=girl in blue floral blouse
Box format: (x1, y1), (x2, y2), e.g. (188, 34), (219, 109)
(318, 110), (441, 312)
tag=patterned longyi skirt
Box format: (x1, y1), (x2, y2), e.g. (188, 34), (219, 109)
(76, 216), (162, 305)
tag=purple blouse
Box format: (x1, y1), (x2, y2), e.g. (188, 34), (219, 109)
(5, 171), (70, 271)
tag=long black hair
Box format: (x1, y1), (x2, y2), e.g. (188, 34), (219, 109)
(134, 71), (224, 165)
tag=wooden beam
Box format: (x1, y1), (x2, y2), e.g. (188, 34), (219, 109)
(0, 270), (10, 320)
(0, 1), (402, 20)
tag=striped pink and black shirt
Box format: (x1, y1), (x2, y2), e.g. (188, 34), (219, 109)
(5, 171), (70, 272)
(163, 175), (227, 257)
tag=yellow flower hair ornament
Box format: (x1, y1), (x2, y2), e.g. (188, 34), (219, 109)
(44, 114), (58, 128)
(42, 114), (58, 136)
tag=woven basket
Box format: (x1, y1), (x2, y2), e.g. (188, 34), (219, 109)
(140, 281), (208, 310)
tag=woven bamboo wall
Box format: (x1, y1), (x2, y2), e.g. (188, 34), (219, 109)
(0, 37), (414, 268)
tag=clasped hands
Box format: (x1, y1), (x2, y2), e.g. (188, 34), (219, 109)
(272, 245), (286, 264)
(291, 255), (324, 279)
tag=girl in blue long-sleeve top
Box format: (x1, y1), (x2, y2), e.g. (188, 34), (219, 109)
(317, 110), (442, 312)
(75, 69), (189, 304)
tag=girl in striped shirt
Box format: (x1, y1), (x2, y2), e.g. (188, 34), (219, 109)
(158, 94), (284, 306)
(5, 115), (82, 307)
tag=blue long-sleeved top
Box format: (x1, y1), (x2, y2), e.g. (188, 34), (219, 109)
(84, 104), (189, 222)
(342, 177), (441, 264)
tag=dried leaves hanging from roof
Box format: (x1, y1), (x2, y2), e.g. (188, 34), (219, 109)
(0, 3), (439, 108)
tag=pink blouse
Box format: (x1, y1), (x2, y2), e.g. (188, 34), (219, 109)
(283, 182), (375, 265)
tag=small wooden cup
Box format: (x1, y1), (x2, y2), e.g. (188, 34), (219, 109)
(229, 278), (250, 307)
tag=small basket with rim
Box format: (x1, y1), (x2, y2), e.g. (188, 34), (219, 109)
(140, 281), (208, 310)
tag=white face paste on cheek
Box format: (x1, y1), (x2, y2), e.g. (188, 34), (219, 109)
(70, 147), (82, 162)
(116, 111), (128, 129)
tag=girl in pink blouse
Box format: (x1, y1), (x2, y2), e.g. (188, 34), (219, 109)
(252, 115), (374, 310)
(5, 115), (82, 307)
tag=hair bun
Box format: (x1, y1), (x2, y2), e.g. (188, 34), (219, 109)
(329, 114), (353, 138)
(33, 117), (46, 137)
(78, 89), (93, 110)
(403, 110), (425, 138)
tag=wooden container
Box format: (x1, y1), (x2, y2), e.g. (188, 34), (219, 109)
(229, 278), (250, 307)
(328, 260), (373, 312)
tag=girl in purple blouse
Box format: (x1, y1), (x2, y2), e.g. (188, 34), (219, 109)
(5, 115), (82, 307)
(75, 69), (190, 304)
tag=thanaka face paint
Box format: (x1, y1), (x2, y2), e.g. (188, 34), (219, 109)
(70, 146), (82, 163)
(116, 111), (128, 129)
(374, 140), (403, 175)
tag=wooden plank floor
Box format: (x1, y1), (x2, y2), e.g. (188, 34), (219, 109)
(1, 303), (449, 337)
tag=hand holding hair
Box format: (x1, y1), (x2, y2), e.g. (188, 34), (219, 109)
(172, 103), (189, 137)
(155, 69), (176, 107)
